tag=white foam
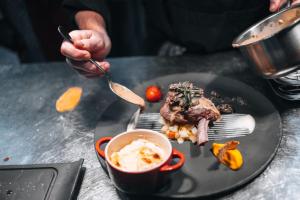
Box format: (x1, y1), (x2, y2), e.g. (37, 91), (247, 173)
(224, 114), (256, 133)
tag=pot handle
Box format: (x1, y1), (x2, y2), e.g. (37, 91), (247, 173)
(160, 148), (185, 172)
(95, 137), (112, 159)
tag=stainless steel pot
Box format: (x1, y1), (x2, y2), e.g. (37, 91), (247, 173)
(232, 5), (300, 78)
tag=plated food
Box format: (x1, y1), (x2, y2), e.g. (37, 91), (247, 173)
(160, 82), (221, 145)
(142, 81), (245, 171)
(95, 72), (282, 198)
(145, 85), (162, 102)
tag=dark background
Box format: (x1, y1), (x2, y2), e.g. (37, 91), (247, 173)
(0, 0), (146, 64)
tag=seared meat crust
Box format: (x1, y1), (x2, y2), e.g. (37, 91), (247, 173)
(160, 82), (220, 124)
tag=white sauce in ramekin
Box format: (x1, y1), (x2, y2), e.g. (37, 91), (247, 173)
(110, 139), (165, 171)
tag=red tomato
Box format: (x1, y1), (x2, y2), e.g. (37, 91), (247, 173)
(145, 86), (162, 102)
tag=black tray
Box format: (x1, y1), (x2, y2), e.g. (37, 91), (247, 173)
(95, 73), (282, 199)
(0, 159), (84, 200)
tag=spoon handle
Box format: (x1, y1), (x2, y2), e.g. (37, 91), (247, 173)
(88, 58), (111, 80)
(58, 26), (73, 43)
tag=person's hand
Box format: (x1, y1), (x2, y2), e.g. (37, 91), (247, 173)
(60, 29), (111, 78)
(269, 0), (300, 12)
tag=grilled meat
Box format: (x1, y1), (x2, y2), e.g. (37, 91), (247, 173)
(160, 82), (221, 145)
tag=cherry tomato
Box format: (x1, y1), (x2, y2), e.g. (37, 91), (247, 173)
(145, 85), (162, 102)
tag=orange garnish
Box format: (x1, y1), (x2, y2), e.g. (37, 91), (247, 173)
(212, 140), (243, 170)
(56, 87), (82, 112)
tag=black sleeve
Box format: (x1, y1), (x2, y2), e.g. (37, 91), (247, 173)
(62, 0), (110, 30)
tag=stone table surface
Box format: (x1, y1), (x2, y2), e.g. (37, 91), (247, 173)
(0, 51), (299, 200)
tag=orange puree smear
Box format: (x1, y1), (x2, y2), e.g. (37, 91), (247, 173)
(212, 141), (243, 171)
(56, 87), (83, 112)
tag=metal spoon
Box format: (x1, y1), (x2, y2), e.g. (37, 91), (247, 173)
(58, 26), (145, 107)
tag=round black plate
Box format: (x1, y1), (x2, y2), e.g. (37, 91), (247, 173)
(95, 73), (282, 198)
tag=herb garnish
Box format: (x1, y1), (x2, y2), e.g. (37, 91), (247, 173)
(169, 82), (203, 111)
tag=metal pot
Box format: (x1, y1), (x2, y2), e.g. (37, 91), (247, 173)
(232, 5), (300, 78)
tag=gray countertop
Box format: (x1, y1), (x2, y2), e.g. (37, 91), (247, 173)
(0, 51), (299, 200)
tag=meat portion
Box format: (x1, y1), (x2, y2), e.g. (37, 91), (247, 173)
(160, 82), (221, 145)
(160, 97), (220, 124)
(160, 82), (220, 124)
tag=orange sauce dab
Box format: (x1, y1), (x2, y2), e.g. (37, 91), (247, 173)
(212, 141), (243, 171)
(56, 87), (83, 112)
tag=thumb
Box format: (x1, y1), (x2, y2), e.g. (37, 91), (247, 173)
(73, 39), (86, 49)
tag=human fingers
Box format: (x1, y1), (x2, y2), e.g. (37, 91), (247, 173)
(66, 58), (110, 77)
(291, 0), (300, 6)
(68, 30), (93, 40)
(74, 62), (110, 78)
(269, 0), (287, 12)
(72, 31), (109, 60)
(60, 41), (91, 61)
(74, 37), (104, 53)
(69, 30), (100, 53)
(69, 30), (95, 50)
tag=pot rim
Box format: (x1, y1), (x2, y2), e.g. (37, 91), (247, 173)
(232, 4), (300, 47)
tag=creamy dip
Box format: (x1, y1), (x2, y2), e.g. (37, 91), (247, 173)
(110, 139), (165, 171)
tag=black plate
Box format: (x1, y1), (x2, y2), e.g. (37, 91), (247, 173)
(95, 73), (282, 198)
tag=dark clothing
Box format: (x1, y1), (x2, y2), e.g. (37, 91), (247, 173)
(0, 0), (45, 62)
(63, 0), (111, 30)
(144, 0), (270, 53)
(63, 0), (270, 54)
